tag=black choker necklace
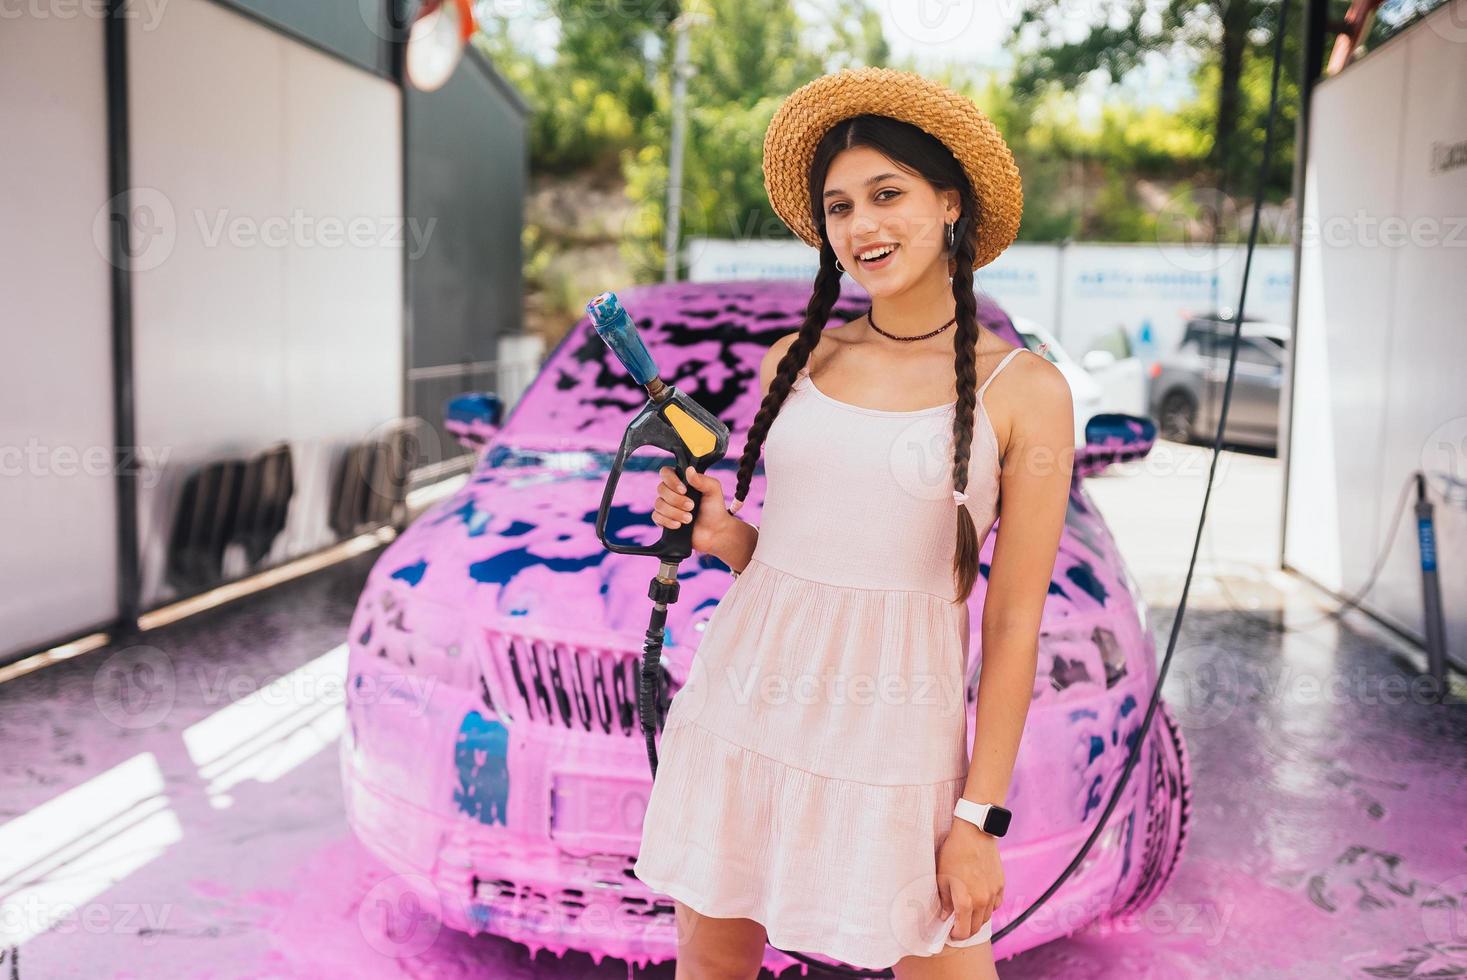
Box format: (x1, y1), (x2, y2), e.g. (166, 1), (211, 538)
(865, 305), (957, 342)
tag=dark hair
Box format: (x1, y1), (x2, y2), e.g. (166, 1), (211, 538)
(732, 113), (990, 604)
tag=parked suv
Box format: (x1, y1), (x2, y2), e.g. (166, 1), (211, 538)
(1148, 312), (1290, 450)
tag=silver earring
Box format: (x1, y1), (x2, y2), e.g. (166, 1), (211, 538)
(946, 221), (955, 251)
(835, 258), (846, 273)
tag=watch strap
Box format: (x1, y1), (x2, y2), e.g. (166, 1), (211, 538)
(954, 798), (1009, 837)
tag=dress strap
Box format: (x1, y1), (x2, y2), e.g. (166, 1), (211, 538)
(977, 345), (1030, 399)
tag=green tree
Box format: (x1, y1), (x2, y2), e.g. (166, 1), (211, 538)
(622, 0), (891, 279)
(1008, 0), (1281, 187)
(474, 0), (679, 173)
(550, 0), (678, 123)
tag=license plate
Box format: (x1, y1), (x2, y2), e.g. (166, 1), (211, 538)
(548, 770), (649, 849)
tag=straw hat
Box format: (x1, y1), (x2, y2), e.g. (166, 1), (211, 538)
(762, 66), (1023, 270)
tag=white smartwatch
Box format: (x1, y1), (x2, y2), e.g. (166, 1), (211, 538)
(954, 798), (1012, 838)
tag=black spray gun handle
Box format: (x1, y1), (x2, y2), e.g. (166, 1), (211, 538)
(596, 410), (705, 560)
(586, 290), (730, 562)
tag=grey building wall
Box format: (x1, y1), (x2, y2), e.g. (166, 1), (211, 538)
(404, 45), (532, 473)
(216, 0), (398, 77)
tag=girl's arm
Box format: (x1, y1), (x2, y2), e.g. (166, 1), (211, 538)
(962, 356), (1074, 810)
(707, 517), (759, 574)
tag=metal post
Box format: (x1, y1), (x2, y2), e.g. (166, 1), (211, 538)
(663, 11), (708, 283)
(105, 0), (141, 637)
(1414, 474), (1448, 701)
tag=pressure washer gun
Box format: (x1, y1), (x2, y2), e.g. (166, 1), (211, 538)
(585, 291), (731, 778)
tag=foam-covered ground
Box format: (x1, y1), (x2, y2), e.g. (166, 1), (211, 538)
(4, 444), (1465, 978)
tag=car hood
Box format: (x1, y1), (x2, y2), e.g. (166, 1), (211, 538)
(371, 448), (752, 660)
(370, 443), (1145, 689)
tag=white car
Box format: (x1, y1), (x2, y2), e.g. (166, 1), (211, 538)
(1009, 316), (1148, 446)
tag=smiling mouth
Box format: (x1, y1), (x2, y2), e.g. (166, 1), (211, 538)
(857, 244), (900, 266)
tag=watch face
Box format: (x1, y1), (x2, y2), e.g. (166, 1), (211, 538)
(986, 805), (1012, 837)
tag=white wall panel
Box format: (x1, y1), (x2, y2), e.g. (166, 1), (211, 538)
(1046, 242), (1295, 355)
(1285, 0), (1467, 658)
(1285, 32), (1406, 596)
(686, 238), (1294, 353)
(0, 15), (118, 658)
(127, 0), (403, 607)
(1369, 10), (1467, 645)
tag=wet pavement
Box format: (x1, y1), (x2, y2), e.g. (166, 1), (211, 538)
(3, 443), (1465, 978)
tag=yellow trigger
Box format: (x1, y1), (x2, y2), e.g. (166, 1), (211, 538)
(663, 403), (716, 457)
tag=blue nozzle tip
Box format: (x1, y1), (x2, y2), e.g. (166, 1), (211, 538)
(584, 290), (658, 385)
(587, 291), (622, 327)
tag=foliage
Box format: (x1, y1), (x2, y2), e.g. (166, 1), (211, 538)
(1006, 0), (1305, 193)
(483, 0), (1333, 293)
(474, 0), (674, 174)
(619, 0), (889, 280)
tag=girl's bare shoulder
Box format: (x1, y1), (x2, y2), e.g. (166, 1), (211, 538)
(978, 336), (1071, 459)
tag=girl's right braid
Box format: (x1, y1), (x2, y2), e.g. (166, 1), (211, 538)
(730, 241), (845, 511)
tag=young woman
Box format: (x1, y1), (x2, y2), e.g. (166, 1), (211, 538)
(633, 67), (1074, 980)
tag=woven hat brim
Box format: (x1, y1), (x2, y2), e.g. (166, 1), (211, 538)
(762, 67), (1023, 270)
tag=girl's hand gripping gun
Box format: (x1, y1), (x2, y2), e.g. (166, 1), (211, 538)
(585, 290), (731, 776)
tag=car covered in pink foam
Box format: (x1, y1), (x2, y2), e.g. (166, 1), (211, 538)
(340, 278), (1192, 972)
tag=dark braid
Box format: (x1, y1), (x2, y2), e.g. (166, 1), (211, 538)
(731, 238), (844, 510)
(948, 189), (985, 604)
